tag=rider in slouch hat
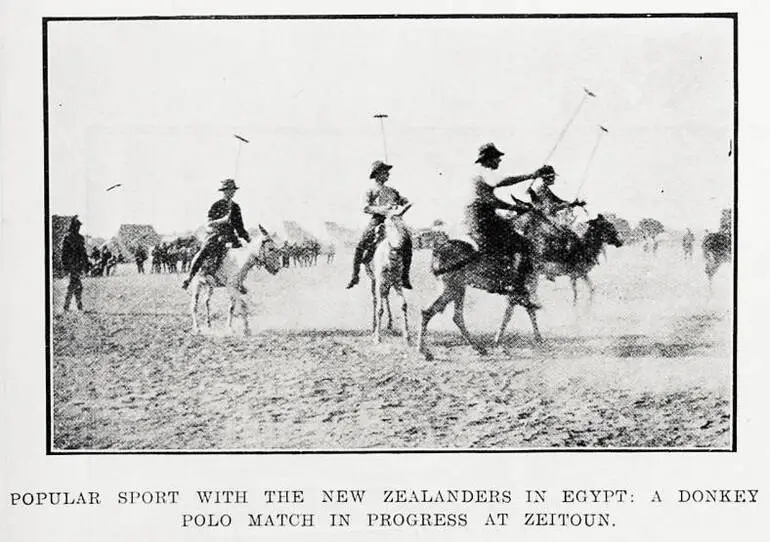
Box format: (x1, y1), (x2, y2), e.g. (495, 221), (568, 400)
(345, 160), (413, 290)
(461, 143), (543, 302)
(182, 179), (252, 292)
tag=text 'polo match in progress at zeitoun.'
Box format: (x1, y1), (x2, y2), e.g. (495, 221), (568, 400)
(46, 14), (734, 451)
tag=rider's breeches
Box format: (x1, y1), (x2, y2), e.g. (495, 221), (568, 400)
(64, 271), (83, 309)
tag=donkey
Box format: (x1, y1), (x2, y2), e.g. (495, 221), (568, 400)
(190, 226), (281, 335)
(511, 211), (623, 305)
(365, 204), (412, 345)
(418, 238), (541, 361)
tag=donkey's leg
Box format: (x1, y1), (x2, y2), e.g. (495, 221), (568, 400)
(570, 276), (578, 306)
(418, 282), (456, 361)
(227, 292), (236, 334)
(584, 275), (595, 304)
(241, 297), (251, 336)
(204, 283), (213, 328)
(393, 284), (410, 345)
(526, 305), (543, 343)
(366, 264), (377, 332)
(452, 287), (487, 356)
(190, 281), (201, 334)
(385, 292), (394, 331)
(373, 285), (385, 344)
(493, 298), (517, 347)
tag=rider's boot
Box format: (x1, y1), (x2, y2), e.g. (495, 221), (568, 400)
(182, 251), (203, 289)
(346, 238), (368, 289)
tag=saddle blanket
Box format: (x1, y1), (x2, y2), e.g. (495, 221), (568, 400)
(431, 240), (526, 295)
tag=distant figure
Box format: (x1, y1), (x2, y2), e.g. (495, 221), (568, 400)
(346, 160), (413, 290)
(281, 241), (291, 268)
(182, 178), (251, 294)
(326, 244), (336, 264)
(135, 245), (148, 274)
(151, 245), (162, 273)
(89, 246), (102, 276)
(682, 228), (695, 261)
(100, 246), (113, 276)
(61, 216), (90, 311)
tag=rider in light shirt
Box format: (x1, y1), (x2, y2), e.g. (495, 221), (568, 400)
(345, 160), (413, 290)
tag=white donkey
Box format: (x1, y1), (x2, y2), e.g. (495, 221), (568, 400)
(365, 204), (412, 345)
(190, 226), (281, 335)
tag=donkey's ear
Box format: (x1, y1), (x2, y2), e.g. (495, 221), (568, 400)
(258, 224), (269, 236)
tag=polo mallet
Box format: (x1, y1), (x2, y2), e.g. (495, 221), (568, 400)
(233, 134), (249, 179)
(374, 113), (389, 162)
(575, 125), (608, 200)
(543, 86), (597, 164)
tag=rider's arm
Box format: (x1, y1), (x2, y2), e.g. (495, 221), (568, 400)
(496, 200), (531, 213)
(363, 188), (389, 216)
(495, 171), (538, 189)
(230, 203), (251, 242)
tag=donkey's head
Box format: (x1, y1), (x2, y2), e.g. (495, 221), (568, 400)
(586, 214), (623, 248)
(381, 204), (412, 249)
(248, 224), (282, 275)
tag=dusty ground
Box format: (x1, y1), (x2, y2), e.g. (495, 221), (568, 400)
(51, 242), (733, 450)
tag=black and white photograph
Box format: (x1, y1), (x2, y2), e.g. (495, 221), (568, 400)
(45, 14), (735, 451)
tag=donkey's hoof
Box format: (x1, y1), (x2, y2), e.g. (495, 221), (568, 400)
(422, 350), (434, 361)
(476, 345), (489, 356)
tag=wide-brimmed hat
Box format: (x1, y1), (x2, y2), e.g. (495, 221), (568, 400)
(219, 178), (239, 191)
(69, 215), (82, 229)
(369, 160), (393, 179)
(475, 142), (505, 163)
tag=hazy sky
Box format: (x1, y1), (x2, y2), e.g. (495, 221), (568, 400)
(47, 16), (734, 238)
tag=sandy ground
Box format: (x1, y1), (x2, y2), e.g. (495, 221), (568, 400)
(51, 242), (733, 450)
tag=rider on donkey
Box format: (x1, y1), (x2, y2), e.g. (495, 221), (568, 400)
(526, 164), (586, 267)
(346, 160), (413, 289)
(462, 143), (544, 299)
(527, 165), (585, 219)
(182, 178), (251, 293)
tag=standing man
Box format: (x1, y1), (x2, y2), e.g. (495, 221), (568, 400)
(463, 143), (542, 298)
(135, 245), (148, 274)
(182, 178), (251, 291)
(61, 216), (90, 311)
(346, 160), (413, 289)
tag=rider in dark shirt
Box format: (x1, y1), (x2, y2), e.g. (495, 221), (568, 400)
(182, 178), (251, 291)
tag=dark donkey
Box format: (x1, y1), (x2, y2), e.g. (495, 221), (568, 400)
(511, 210), (624, 305)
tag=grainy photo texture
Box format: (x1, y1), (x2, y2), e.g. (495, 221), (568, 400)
(46, 15), (735, 451)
